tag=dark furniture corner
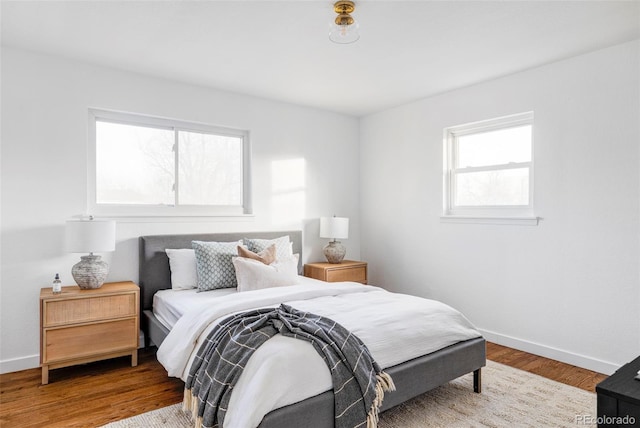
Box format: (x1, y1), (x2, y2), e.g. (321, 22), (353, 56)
(596, 355), (640, 427)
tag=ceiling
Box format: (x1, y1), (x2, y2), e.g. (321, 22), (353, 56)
(2, 1), (639, 117)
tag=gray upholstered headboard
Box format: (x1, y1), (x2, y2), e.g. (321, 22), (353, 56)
(138, 231), (303, 313)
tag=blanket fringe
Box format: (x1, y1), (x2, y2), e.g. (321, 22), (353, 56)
(182, 388), (203, 428)
(366, 371), (396, 428)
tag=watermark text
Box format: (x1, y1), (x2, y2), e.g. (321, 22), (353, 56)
(575, 414), (636, 425)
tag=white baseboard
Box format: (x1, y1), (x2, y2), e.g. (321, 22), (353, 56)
(480, 328), (620, 375)
(0, 354), (40, 374)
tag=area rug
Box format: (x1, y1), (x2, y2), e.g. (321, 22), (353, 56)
(101, 360), (596, 428)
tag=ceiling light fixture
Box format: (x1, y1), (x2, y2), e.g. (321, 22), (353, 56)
(329, 0), (360, 44)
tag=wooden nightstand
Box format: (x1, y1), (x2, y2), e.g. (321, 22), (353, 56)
(304, 260), (368, 284)
(40, 281), (139, 384)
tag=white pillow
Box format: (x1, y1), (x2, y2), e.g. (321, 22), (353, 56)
(165, 249), (197, 290)
(233, 254), (300, 292)
(244, 236), (293, 261)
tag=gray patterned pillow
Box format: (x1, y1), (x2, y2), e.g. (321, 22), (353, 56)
(192, 240), (242, 291)
(244, 236), (292, 261)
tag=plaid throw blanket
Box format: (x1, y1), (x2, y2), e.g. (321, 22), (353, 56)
(183, 304), (395, 428)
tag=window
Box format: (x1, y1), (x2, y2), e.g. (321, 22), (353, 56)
(443, 112), (535, 224)
(89, 109), (251, 216)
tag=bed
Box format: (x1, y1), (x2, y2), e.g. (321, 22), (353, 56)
(139, 231), (486, 428)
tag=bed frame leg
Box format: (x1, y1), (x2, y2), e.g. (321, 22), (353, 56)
(473, 368), (482, 393)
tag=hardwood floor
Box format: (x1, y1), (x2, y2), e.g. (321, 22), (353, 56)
(486, 342), (607, 392)
(0, 348), (182, 428)
(0, 343), (608, 428)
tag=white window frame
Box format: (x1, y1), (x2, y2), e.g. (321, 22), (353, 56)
(88, 109), (252, 217)
(442, 112), (538, 225)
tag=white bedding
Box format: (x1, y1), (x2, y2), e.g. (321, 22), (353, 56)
(153, 287), (237, 330)
(157, 278), (481, 428)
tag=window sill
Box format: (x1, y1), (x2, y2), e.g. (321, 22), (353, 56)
(440, 215), (540, 226)
(91, 214), (256, 223)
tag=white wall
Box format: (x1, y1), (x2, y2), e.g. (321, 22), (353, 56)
(0, 47), (361, 373)
(360, 40), (640, 375)
(3, 41), (638, 377)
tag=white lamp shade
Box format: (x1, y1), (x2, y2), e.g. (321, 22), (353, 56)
(66, 219), (116, 253)
(320, 217), (349, 240)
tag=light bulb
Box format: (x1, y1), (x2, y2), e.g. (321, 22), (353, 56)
(329, 20), (360, 44)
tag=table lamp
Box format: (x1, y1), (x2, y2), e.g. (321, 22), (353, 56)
(65, 216), (116, 289)
(320, 216), (349, 263)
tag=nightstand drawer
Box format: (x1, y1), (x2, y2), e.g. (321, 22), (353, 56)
(304, 260), (368, 284)
(43, 318), (137, 363)
(326, 266), (367, 283)
(43, 294), (136, 327)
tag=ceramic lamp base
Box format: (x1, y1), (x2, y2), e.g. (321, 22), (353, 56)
(323, 241), (346, 264)
(72, 254), (109, 289)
